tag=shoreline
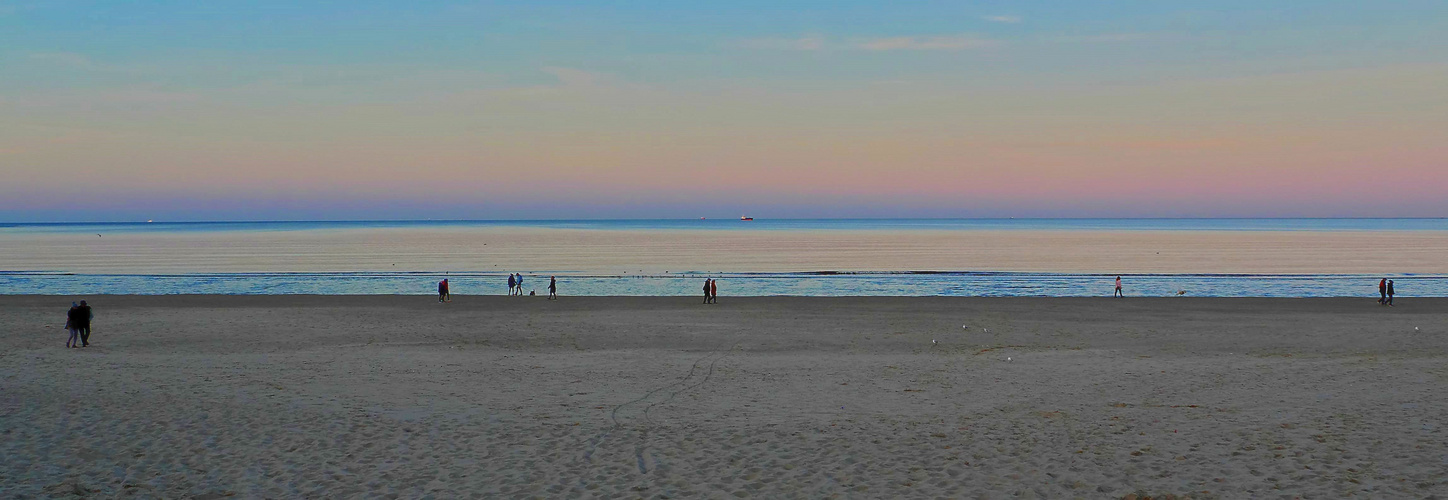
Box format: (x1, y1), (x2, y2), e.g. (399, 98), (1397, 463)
(3, 294), (1441, 303)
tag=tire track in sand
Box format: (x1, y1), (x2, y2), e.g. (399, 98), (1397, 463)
(579, 345), (733, 474)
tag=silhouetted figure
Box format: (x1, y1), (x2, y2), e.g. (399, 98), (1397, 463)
(702, 279), (711, 304)
(508, 274), (516, 296)
(548, 276), (557, 300)
(438, 279), (451, 302)
(710, 279), (718, 304)
(1379, 278), (1387, 305)
(74, 300), (92, 346)
(1387, 280), (1395, 306)
(65, 302), (80, 348)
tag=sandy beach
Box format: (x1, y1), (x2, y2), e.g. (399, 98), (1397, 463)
(2, 295), (1445, 498)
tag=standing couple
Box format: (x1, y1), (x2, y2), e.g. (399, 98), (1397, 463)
(65, 300), (93, 348)
(701, 278), (718, 304)
(1378, 278), (1396, 306)
(508, 273), (525, 296)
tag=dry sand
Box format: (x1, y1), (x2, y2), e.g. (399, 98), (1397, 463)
(2, 296), (1446, 498)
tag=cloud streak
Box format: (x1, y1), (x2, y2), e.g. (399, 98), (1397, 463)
(29, 52), (95, 68)
(542, 66), (605, 87)
(857, 35), (1001, 51)
(735, 34), (1000, 51)
(733, 36), (826, 51)
(983, 15), (1022, 23)
(1073, 33), (1150, 43)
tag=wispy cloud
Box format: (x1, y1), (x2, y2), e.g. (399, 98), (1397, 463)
(733, 36), (826, 51)
(541, 67), (605, 87)
(1066, 33), (1150, 43)
(857, 35), (1001, 51)
(29, 52), (95, 68)
(983, 15), (1022, 24)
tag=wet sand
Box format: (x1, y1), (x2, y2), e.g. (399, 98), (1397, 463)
(2, 295), (1446, 498)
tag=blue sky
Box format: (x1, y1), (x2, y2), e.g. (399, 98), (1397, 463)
(2, 1), (1446, 220)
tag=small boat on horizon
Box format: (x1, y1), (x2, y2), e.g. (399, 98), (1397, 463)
(740, 216), (754, 221)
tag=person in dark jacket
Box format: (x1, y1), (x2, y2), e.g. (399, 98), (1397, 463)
(548, 276), (557, 300)
(1379, 278), (1387, 305)
(65, 302), (80, 348)
(1386, 280), (1395, 306)
(74, 300), (93, 347)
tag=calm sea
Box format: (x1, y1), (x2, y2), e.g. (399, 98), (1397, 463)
(3, 219), (1445, 297)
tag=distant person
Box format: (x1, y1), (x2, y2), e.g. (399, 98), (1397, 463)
(74, 300), (93, 347)
(1387, 280), (1395, 306)
(548, 276), (557, 300)
(438, 279), (450, 302)
(508, 274), (516, 296)
(710, 278), (718, 304)
(1379, 278), (1387, 305)
(65, 302), (80, 348)
(1114, 276), (1124, 298)
(516, 274), (524, 296)
(702, 279), (711, 304)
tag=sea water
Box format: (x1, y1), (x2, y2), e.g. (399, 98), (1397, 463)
(2, 219), (1445, 297)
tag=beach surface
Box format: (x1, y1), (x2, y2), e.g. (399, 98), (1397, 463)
(2, 296), (1446, 498)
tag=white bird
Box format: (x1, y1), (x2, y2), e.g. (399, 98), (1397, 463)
(931, 339), (938, 345)
(1007, 357), (1012, 362)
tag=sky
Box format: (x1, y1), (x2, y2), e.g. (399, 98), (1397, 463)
(2, 0), (1446, 221)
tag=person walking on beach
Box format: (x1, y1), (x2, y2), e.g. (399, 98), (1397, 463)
(1387, 280), (1396, 306)
(702, 279), (711, 304)
(508, 274), (516, 296)
(74, 300), (93, 347)
(1379, 278), (1388, 305)
(548, 276), (557, 300)
(64, 302), (80, 348)
(1114, 276), (1124, 298)
(710, 278), (718, 304)
(516, 274), (524, 296)
(438, 279), (450, 302)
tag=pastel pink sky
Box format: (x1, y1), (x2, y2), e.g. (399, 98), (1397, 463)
(3, 2), (1447, 220)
